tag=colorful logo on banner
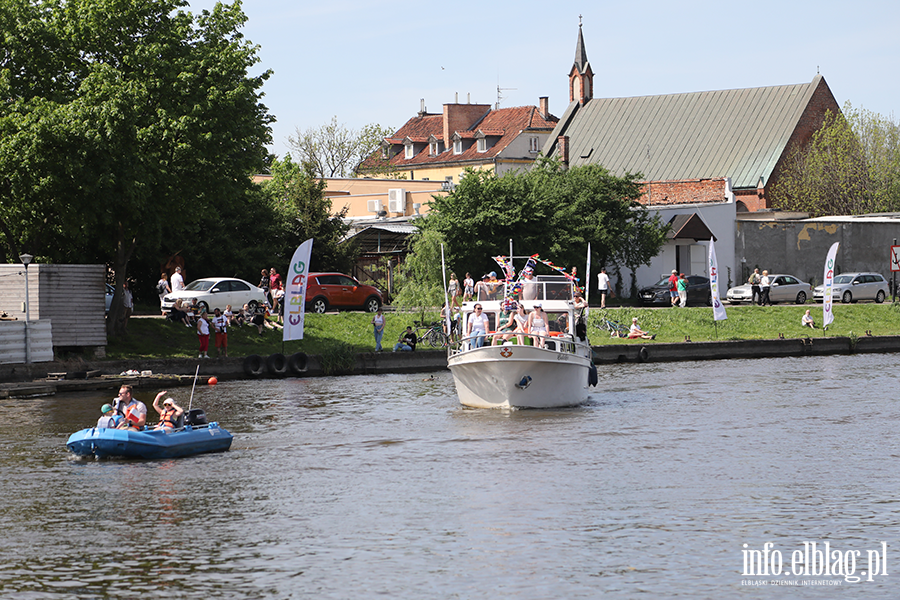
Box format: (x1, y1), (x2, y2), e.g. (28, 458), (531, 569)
(284, 238), (313, 341)
(708, 239), (727, 321)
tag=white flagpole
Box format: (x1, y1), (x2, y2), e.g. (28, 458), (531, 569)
(441, 244), (450, 335)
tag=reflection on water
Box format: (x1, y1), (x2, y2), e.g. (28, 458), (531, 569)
(1, 354), (899, 598)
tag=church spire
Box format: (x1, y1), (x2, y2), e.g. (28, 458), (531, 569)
(569, 17), (593, 105)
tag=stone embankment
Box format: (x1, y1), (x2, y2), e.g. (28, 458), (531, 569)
(1, 335), (898, 398)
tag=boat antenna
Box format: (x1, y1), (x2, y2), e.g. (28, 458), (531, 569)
(188, 363), (200, 413)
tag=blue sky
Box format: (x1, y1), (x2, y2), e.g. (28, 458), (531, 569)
(188, 0), (900, 157)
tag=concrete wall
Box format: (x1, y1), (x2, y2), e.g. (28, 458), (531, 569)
(735, 218), (900, 288)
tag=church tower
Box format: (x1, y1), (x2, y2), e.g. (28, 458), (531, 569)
(568, 20), (593, 105)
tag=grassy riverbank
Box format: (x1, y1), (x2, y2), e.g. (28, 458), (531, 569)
(103, 303), (899, 359)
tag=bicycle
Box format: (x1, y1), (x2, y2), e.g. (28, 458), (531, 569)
(414, 320), (450, 348)
(594, 318), (629, 339)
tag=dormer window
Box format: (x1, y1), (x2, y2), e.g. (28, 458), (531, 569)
(453, 139), (462, 154)
(529, 136), (540, 153)
(477, 138), (487, 152)
(404, 143), (414, 159)
(429, 142), (438, 156)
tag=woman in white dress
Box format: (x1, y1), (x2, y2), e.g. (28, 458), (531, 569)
(526, 304), (548, 348)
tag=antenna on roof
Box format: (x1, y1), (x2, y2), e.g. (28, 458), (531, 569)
(496, 83), (517, 109)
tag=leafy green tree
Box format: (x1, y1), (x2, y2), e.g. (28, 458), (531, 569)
(0, 0), (274, 337)
(771, 103), (900, 216)
(414, 157), (668, 295)
(393, 228), (447, 318)
(288, 117), (394, 178)
(263, 157), (357, 273)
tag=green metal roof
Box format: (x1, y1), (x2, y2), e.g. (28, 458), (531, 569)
(545, 75), (825, 190)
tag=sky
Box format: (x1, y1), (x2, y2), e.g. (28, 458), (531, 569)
(187, 0), (900, 158)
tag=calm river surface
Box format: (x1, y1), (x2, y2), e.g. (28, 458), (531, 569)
(1, 354), (898, 599)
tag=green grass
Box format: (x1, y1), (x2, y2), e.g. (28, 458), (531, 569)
(105, 310), (442, 359)
(587, 302), (900, 344)
(103, 302), (900, 360)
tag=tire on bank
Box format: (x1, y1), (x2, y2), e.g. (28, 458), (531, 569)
(243, 354), (265, 378)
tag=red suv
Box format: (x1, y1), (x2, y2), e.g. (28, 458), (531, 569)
(305, 273), (383, 313)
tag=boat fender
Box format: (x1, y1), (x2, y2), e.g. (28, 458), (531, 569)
(288, 352), (309, 374)
(638, 347), (650, 362)
(266, 353), (288, 377)
(515, 375), (532, 390)
(243, 354), (265, 378)
(588, 363), (598, 387)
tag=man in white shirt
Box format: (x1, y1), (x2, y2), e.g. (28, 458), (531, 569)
(597, 267), (611, 308)
(171, 266), (185, 292)
(115, 385), (147, 430)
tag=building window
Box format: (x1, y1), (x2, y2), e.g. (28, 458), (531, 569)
(477, 138), (487, 152)
(453, 140), (462, 154)
(429, 142), (437, 156)
(529, 137), (540, 153)
(381, 146), (389, 159)
(405, 144), (414, 159)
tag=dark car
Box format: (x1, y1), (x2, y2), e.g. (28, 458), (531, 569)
(639, 275), (711, 307)
(305, 272), (383, 313)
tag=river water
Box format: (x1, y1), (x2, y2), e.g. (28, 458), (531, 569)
(1, 354), (898, 599)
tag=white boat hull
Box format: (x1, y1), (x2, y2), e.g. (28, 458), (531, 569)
(448, 344), (592, 409)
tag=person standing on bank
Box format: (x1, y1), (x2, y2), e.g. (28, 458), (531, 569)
(122, 280), (134, 332)
(372, 308), (385, 351)
(157, 273), (171, 316)
(677, 273), (688, 308)
(197, 314), (210, 358)
(668, 270), (679, 307)
(171, 266), (185, 292)
(748, 268), (761, 305)
(759, 270), (772, 306)
(597, 267), (611, 309)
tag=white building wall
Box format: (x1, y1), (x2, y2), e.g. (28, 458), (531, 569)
(617, 200), (737, 296)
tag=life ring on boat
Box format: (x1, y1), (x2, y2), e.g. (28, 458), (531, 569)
(266, 353), (288, 377)
(588, 363), (598, 387)
(243, 354), (265, 378)
(638, 347), (650, 362)
(288, 352), (308, 374)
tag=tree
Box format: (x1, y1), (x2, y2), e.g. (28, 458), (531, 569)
(0, 0), (274, 337)
(262, 157), (357, 273)
(770, 103), (900, 216)
(404, 157), (669, 300)
(287, 117), (394, 178)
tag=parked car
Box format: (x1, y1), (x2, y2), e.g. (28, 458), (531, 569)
(813, 272), (888, 304)
(306, 273), (383, 313)
(726, 274), (811, 304)
(161, 278), (267, 314)
(639, 275), (711, 306)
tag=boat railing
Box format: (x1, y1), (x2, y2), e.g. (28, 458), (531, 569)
(475, 277), (575, 303)
(448, 330), (582, 356)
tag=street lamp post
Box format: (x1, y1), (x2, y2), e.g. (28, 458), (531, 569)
(19, 253), (33, 364)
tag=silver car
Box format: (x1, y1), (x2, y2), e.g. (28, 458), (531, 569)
(813, 272), (888, 304)
(726, 274), (812, 304)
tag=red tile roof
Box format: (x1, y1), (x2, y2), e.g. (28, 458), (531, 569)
(359, 105), (557, 171)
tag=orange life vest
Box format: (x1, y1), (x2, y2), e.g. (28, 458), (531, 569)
(123, 403), (143, 429)
(158, 407), (177, 429)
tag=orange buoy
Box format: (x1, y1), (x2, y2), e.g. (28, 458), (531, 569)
(208, 376), (218, 385)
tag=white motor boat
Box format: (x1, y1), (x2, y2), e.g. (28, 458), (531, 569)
(447, 272), (596, 409)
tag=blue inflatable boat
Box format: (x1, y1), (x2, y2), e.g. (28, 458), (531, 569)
(67, 409), (233, 459)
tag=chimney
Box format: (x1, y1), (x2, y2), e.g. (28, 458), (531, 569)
(418, 98), (427, 117)
(558, 135), (569, 166)
(443, 102), (492, 150)
(539, 97), (549, 118)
